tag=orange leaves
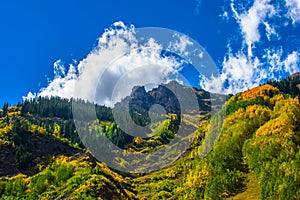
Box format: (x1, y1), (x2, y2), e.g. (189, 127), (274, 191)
(241, 84), (279, 100)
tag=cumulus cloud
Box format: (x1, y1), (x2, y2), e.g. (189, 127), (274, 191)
(200, 51), (264, 94)
(39, 63), (77, 99)
(221, 52), (262, 92)
(24, 1), (300, 101)
(23, 22), (196, 106)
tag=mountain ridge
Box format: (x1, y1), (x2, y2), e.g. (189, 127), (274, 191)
(1, 73), (300, 199)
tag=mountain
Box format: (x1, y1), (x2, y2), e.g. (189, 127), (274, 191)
(115, 81), (226, 129)
(115, 80), (224, 114)
(269, 72), (300, 98)
(1, 76), (300, 199)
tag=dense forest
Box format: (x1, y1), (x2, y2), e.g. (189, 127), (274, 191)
(0, 73), (300, 199)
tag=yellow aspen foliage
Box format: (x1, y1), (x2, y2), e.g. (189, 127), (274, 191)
(6, 173), (27, 181)
(241, 84), (279, 100)
(250, 134), (295, 151)
(7, 106), (18, 112)
(256, 113), (295, 138)
(53, 123), (61, 135)
(255, 97), (300, 138)
(7, 111), (20, 117)
(186, 165), (209, 189)
(165, 169), (176, 178)
(273, 98), (300, 121)
(174, 187), (185, 196)
(245, 105), (271, 119)
(133, 137), (144, 145)
(28, 124), (38, 133)
(270, 94), (285, 107)
(223, 108), (245, 127)
(0, 123), (13, 136)
(223, 105), (271, 136)
(37, 126), (47, 134)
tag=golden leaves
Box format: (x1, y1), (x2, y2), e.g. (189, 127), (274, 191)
(256, 98), (300, 139)
(241, 84), (279, 100)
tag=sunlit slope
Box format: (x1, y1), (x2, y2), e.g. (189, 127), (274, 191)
(1, 74), (300, 199)
(134, 83), (300, 199)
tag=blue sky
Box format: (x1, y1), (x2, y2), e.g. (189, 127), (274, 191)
(0, 0), (300, 106)
(0, 0), (227, 106)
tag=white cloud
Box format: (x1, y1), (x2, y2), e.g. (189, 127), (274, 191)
(25, 13), (300, 102)
(264, 49), (300, 80)
(283, 51), (299, 74)
(26, 22), (189, 106)
(90, 38), (181, 106)
(53, 59), (65, 77)
(285, 0), (300, 24)
(220, 11), (229, 20)
(264, 48), (283, 79)
(222, 52), (263, 93)
(230, 0), (276, 56)
(198, 52), (204, 58)
(213, 0), (300, 94)
(22, 92), (36, 101)
(39, 64), (77, 99)
(169, 34), (193, 57)
(202, 48), (300, 95)
(199, 75), (223, 93)
(200, 49), (264, 94)
(263, 21), (278, 41)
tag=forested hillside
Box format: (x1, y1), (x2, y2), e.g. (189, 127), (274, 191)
(1, 75), (300, 199)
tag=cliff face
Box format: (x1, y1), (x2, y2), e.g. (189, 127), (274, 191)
(116, 81), (223, 117)
(129, 84), (181, 115)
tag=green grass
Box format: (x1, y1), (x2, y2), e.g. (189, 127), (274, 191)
(227, 172), (260, 200)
